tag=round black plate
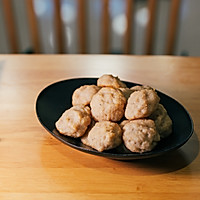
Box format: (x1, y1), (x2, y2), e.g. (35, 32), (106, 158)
(35, 78), (194, 160)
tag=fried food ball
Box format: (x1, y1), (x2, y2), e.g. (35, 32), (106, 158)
(125, 89), (160, 120)
(97, 74), (127, 88)
(130, 85), (153, 92)
(72, 85), (100, 106)
(81, 121), (122, 152)
(122, 119), (160, 153)
(55, 105), (91, 138)
(149, 104), (172, 139)
(119, 120), (130, 128)
(90, 87), (126, 122)
(119, 87), (134, 99)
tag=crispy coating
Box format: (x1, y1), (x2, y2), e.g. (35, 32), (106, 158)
(90, 87), (126, 122)
(149, 104), (172, 139)
(97, 74), (127, 88)
(125, 89), (160, 120)
(122, 119), (160, 153)
(72, 85), (100, 106)
(120, 120), (130, 128)
(55, 105), (91, 138)
(130, 85), (153, 92)
(119, 88), (134, 99)
(81, 121), (122, 152)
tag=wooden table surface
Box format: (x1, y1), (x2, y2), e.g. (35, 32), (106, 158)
(0, 55), (200, 200)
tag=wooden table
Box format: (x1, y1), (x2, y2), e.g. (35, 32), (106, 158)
(0, 55), (199, 200)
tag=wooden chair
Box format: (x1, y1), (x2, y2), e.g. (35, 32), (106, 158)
(1, 0), (181, 54)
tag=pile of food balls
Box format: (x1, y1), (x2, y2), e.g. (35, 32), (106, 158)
(55, 74), (172, 153)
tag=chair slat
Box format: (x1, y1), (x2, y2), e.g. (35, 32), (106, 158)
(145, 0), (157, 55)
(2, 0), (19, 53)
(53, 0), (65, 53)
(26, 0), (41, 53)
(102, 0), (110, 54)
(78, 0), (87, 53)
(165, 0), (181, 55)
(124, 0), (134, 54)
(1, 0), (181, 55)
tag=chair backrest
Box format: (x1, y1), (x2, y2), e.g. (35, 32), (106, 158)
(1, 0), (181, 54)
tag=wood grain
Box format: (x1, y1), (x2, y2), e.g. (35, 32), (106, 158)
(0, 55), (200, 200)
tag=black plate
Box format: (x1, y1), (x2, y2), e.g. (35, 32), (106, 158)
(35, 78), (194, 160)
